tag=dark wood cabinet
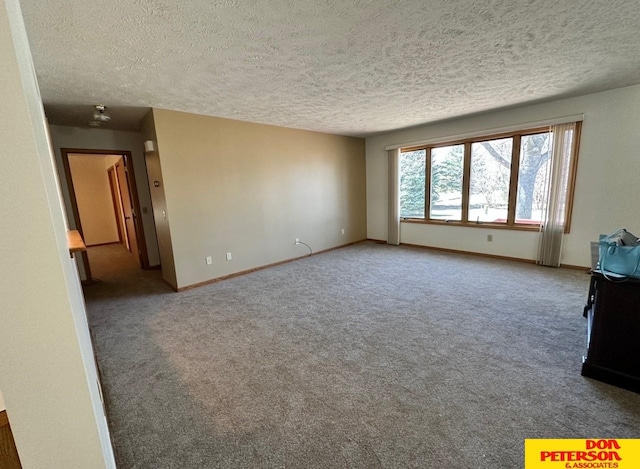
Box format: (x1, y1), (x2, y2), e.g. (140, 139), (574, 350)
(582, 272), (640, 393)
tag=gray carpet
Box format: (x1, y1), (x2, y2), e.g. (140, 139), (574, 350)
(84, 242), (640, 468)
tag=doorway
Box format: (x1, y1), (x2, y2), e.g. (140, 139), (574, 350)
(61, 149), (150, 280)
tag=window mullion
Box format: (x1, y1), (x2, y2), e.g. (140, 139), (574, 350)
(507, 135), (521, 225)
(424, 147), (431, 219)
(461, 141), (471, 223)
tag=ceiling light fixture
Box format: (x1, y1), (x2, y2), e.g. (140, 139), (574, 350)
(92, 104), (111, 124)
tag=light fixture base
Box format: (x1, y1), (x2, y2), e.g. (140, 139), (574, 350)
(92, 104), (111, 123)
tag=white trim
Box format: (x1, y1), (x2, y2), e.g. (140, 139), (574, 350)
(384, 114), (585, 150)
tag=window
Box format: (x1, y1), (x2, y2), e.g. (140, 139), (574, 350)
(516, 132), (552, 224)
(469, 138), (512, 223)
(399, 149), (425, 218)
(430, 144), (464, 220)
(399, 123), (580, 230)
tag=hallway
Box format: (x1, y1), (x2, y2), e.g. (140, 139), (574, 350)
(84, 244), (170, 299)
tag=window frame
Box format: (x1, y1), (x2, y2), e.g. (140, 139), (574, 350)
(400, 123), (581, 233)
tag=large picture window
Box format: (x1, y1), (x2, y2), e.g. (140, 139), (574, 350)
(398, 124), (580, 230)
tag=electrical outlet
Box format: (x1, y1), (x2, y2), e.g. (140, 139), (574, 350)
(487, 234), (493, 242)
(295, 238), (299, 244)
(205, 256), (212, 265)
(226, 252), (232, 261)
(341, 228), (345, 235)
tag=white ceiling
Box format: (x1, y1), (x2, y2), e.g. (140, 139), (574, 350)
(20, 0), (640, 137)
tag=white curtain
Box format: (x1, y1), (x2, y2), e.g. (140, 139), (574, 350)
(388, 149), (400, 245)
(537, 123), (575, 266)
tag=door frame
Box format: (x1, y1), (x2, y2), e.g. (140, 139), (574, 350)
(107, 165), (125, 246)
(61, 148), (150, 275)
(114, 161), (138, 259)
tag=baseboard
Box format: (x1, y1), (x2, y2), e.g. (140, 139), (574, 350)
(399, 242), (537, 265)
(177, 256), (310, 292)
(373, 239), (589, 270)
(176, 240), (367, 292)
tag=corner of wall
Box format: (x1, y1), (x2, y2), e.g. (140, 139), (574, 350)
(140, 109), (178, 289)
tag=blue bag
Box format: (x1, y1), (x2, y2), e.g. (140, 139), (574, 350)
(598, 229), (640, 279)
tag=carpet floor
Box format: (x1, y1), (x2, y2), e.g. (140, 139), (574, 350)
(83, 242), (640, 468)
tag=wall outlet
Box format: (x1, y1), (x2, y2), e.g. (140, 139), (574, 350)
(295, 238), (299, 244)
(487, 234), (493, 242)
(341, 228), (345, 235)
(205, 256), (212, 265)
(226, 252), (232, 261)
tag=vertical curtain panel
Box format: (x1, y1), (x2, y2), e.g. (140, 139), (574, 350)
(537, 123), (576, 267)
(388, 149), (400, 245)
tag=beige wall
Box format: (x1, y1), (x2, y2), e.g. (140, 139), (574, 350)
(0, 389), (4, 412)
(149, 108), (366, 289)
(367, 84), (640, 267)
(140, 111), (177, 288)
(0, 0), (115, 466)
(68, 154), (119, 246)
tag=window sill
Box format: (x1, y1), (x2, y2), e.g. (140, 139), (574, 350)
(400, 218), (541, 232)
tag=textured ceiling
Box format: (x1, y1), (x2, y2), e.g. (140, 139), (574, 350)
(20, 0), (640, 137)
